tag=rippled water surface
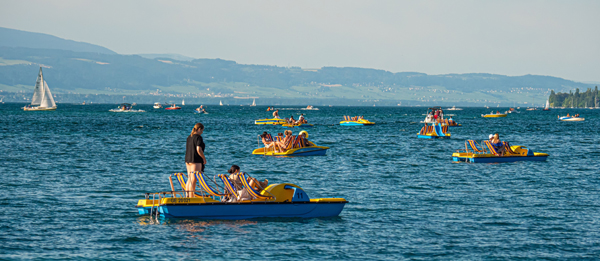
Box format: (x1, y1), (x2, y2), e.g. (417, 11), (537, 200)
(1, 104), (599, 259)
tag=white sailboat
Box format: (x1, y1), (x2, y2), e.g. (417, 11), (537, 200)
(220, 100), (223, 106)
(24, 67), (57, 111)
(182, 99), (185, 106)
(250, 98), (256, 106)
(543, 99), (550, 111)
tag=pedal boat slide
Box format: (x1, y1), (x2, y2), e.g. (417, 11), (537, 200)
(453, 140), (549, 163)
(339, 116), (375, 126)
(137, 172), (347, 219)
(417, 123), (451, 139)
(252, 132), (329, 156)
(255, 118), (287, 125)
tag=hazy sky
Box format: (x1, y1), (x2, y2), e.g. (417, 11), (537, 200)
(1, 0), (599, 82)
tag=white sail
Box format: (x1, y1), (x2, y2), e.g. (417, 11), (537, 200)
(251, 99), (256, 106)
(31, 67), (44, 105)
(40, 81), (56, 108)
(182, 99), (185, 105)
(545, 99), (550, 109)
(220, 100), (223, 106)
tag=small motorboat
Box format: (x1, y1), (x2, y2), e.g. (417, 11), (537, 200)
(558, 116), (584, 121)
(153, 102), (163, 109)
(482, 111), (507, 118)
(137, 171), (347, 219)
(452, 140), (549, 163)
(109, 103), (145, 112)
(417, 123), (450, 139)
(340, 116), (375, 126)
(252, 131), (329, 156)
(446, 106), (462, 111)
(301, 105), (319, 110)
(255, 118), (287, 125)
(165, 104), (181, 110)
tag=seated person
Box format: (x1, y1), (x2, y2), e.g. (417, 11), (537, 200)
(298, 131), (310, 147)
(276, 130), (293, 151)
(260, 132), (274, 148)
(491, 133), (505, 156)
(298, 114), (305, 124)
(288, 116), (295, 124)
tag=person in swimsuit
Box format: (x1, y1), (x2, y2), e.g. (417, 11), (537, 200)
(491, 133), (505, 156)
(185, 123), (206, 197)
(273, 109), (280, 119)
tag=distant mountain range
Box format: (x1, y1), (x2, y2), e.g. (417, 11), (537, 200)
(0, 26), (595, 105)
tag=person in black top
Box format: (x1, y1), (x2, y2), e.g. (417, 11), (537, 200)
(185, 123), (206, 197)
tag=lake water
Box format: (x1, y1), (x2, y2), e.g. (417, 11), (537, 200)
(1, 104), (599, 259)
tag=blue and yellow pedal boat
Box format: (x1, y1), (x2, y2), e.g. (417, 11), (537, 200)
(255, 118), (286, 125)
(252, 131), (328, 156)
(137, 172), (347, 219)
(339, 116), (375, 126)
(417, 123), (450, 139)
(453, 140), (549, 163)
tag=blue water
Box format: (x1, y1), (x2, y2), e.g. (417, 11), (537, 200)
(1, 104), (599, 259)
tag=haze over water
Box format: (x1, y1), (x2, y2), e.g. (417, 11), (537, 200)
(1, 104), (599, 259)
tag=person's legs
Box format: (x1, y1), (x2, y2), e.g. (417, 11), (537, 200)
(186, 163), (200, 197)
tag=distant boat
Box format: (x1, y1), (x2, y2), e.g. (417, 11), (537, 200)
(446, 106), (462, 111)
(165, 104), (181, 110)
(23, 67), (57, 111)
(250, 99), (256, 106)
(543, 99), (550, 111)
(182, 99), (185, 106)
(110, 103), (145, 112)
(220, 100), (223, 106)
(153, 102), (163, 109)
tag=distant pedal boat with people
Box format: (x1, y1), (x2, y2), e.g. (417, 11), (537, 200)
(452, 140), (549, 163)
(339, 116), (375, 126)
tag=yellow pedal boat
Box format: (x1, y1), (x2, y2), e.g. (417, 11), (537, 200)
(255, 118), (287, 125)
(481, 113), (507, 118)
(339, 116), (375, 126)
(453, 140), (549, 163)
(252, 131), (329, 156)
(137, 172), (347, 219)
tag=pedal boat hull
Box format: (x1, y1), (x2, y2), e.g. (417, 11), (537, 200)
(255, 118), (287, 125)
(282, 123), (314, 128)
(137, 183), (347, 219)
(339, 120), (375, 126)
(482, 114), (507, 118)
(252, 145), (329, 156)
(417, 134), (450, 139)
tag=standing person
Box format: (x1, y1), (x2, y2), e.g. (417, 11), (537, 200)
(273, 109), (280, 119)
(185, 123), (206, 198)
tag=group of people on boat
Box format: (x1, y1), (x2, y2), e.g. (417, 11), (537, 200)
(345, 116), (364, 121)
(558, 113), (579, 118)
(260, 130), (311, 152)
(266, 107), (275, 111)
(286, 114), (308, 125)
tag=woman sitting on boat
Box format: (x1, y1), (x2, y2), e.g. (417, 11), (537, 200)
(260, 132), (275, 148)
(275, 130), (293, 151)
(298, 131), (310, 147)
(491, 133), (505, 156)
(226, 165), (269, 201)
